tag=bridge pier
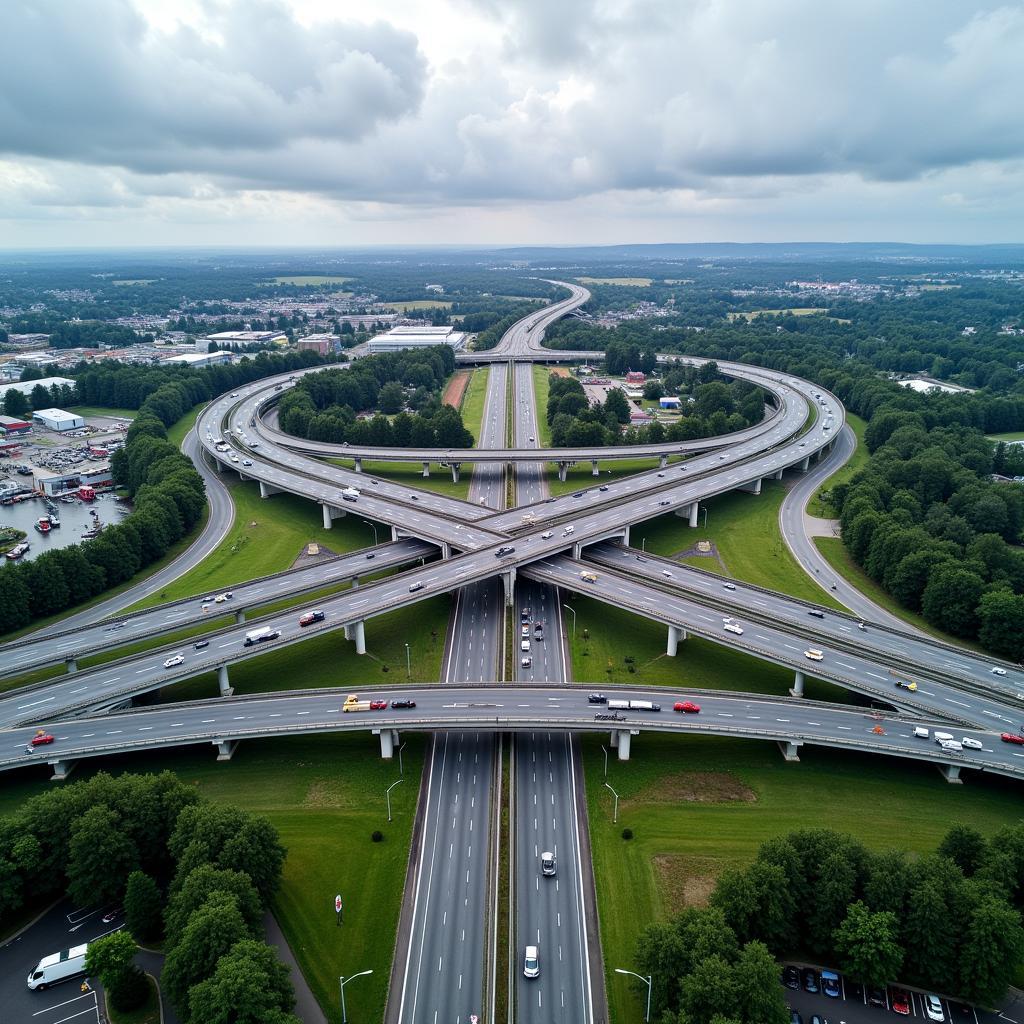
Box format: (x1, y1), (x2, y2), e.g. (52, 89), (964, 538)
(659, 454), (668, 469)
(778, 740), (802, 762)
(353, 620), (366, 655)
(322, 503), (345, 529)
(213, 458), (223, 474)
(592, 460), (600, 477)
(218, 664), (233, 697)
(666, 625), (686, 657)
(688, 502), (699, 527)
(66, 658), (78, 674)
(259, 480), (281, 498)
(937, 763), (963, 784)
(558, 462), (568, 482)
(49, 759), (77, 781)
(440, 542), (452, 559)
(790, 671), (805, 698)
(616, 730), (638, 761)
(740, 478), (762, 495)
(375, 728), (399, 759)
(343, 624), (352, 640)
(235, 609), (245, 624)
(354, 458), (362, 473)
(798, 455), (810, 472)
(503, 568), (516, 607)
(774, 468), (784, 480)
(215, 739), (238, 762)
(450, 463), (461, 483)
(422, 462), (430, 477)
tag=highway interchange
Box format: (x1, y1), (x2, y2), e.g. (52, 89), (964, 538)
(3, 282), (1024, 1023)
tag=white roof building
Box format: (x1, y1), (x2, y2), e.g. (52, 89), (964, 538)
(366, 325), (467, 353)
(0, 376), (77, 401)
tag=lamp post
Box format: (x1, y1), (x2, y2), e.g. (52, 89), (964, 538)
(563, 603), (577, 640)
(398, 741), (407, 778)
(361, 519), (378, 545)
(641, 537), (646, 552)
(386, 779), (403, 823)
(604, 781), (619, 823)
(601, 744), (609, 780)
(614, 967), (652, 1023)
(405, 643), (411, 678)
(702, 505), (708, 529)
(339, 969), (373, 1023)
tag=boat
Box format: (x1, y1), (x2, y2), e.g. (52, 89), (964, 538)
(5, 541), (30, 560)
(34, 518), (51, 534)
(48, 514), (60, 528)
(60, 495), (76, 504)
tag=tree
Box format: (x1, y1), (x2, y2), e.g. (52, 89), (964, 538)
(957, 896), (1024, 1005)
(604, 387), (630, 424)
(3, 388), (30, 418)
(378, 381), (405, 414)
(125, 870), (163, 944)
(921, 566), (985, 638)
(977, 590), (1024, 661)
(938, 824), (988, 877)
(187, 939), (300, 1024)
(162, 891), (252, 1013)
(835, 901), (903, 988)
(67, 804), (139, 908)
(164, 865), (263, 948)
(732, 941), (790, 1024)
(85, 930), (148, 1012)
(681, 954), (735, 1024)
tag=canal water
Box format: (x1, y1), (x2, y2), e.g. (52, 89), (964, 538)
(0, 493), (130, 562)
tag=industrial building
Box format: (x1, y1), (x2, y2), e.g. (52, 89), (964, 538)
(205, 331), (288, 348)
(296, 334), (341, 356)
(0, 415), (33, 437)
(0, 376), (77, 402)
(35, 465), (113, 496)
(366, 325), (467, 354)
(32, 408), (85, 432)
(162, 351), (234, 369)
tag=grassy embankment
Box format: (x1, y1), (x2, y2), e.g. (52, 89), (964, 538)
(988, 431), (1024, 442)
(807, 413), (868, 517)
(68, 405), (138, 420)
(586, 732), (1024, 1023)
(0, 733), (422, 1024)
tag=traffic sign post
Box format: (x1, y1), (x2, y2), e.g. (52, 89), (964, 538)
(335, 893), (343, 926)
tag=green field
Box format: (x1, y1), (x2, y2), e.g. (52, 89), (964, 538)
(577, 277), (653, 287)
(111, 279), (156, 287)
(989, 431), (1024, 442)
(460, 367), (490, 447)
(727, 308), (828, 321)
(0, 733), (423, 1024)
(270, 275), (354, 286)
(378, 299), (453, 311)
(808, 413), (868, 517)
(68, 405), (137, 420)
(532, 366), (553, 446)
(631, 483), (846, 608)
(586, 732), (1024, 1023)
(130, 479), (377, 609)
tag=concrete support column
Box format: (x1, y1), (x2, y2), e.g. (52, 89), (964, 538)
(659, 454), (669, 469)
(778, 740), (802, 762)
(616, 730), (632, 761)
(352, 576), (359, 589)
(572, 541), (582, 560)
(422, 462), (430, 477)
(558, 462), (568, 482)
(322, 504), (333, 530)
(688, 502), (699, 528)
(343, 624), (352, 640)
(49, 759), (77, 781)
(450, 463), (461, 483)
(66, 658), (78, 674)
(741, 478), (762, 495)
(609, 731), (619, 749)
(354, 458), (362, 473)
(215, 740), (238, 762)
(937, 763), (963, 784)
(798, 455), (810, 472)
(592, 460), (600, 476)
(377, 728), (394, 759)
(234, 609), (245, 624)
(259, 480), (280, 499)
(774, 468), (784, 480)
(622, 525), (630, 547)
(353, 620), (366, 656)
(666, 625), (685, 657)
(213, 458), (223, 474)
(391, 525), (399, 542)
(218, 664), (233, 697)
(503, 568), (516, 606)
(440, 542), (451, 560)
(790, 671), (805, 698)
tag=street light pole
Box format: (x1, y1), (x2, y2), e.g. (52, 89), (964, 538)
(398, 741), (407, 777)
(702, 506), (708, 528)
(361, 519), (378, 545)
(563, 603), (577, 639)
(614, 968), (652, 1023)
(339, 969), (373, 1024)
(386, 779), (403, 823)
(405, 643), (411, 678)
(601, 744), (609, 780)
(604, 781), (619, 823)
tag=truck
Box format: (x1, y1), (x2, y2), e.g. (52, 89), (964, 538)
(343, 694), (372, 713)
(341, 487), (360, 502)
(607, 699), (662, 712)
(27, 943), (88, 990)
(243, 626), (280, 647)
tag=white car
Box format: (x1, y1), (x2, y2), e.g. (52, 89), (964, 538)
(961, 737), (983, 750)
(521, 656), (532, 668)
(163, 653), (185, 668)
(523, 946), (539, 979)
(540, 531), (552, 539)
(924, 996), (945, 1023)
(724, 622), (744, 635)
(662, 570), (673, 578)
(804, 649), (824, 661)
(991, 667), (1008, 676)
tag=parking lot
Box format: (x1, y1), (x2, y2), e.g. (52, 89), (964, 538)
(785, 965), (985, 1024)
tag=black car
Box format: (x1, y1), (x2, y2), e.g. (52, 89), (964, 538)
(782, 966), (800, 990)
(599, 485), (609, 491)
(521, 608), (530, 621)
(366, 552), (375, 559)
(802, 969), (819, 994)
(588, 693), (607, 704)
(572, 491), (584, 497)
(845, 981), (864, 1004)
(495, 546), (515, 557)
(392, 699), (417, 709)
(807, 609), (824, 618)
(867, 987), (886, 1008)
(193, 639), (210, 650)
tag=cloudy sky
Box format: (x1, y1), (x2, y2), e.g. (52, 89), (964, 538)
(2, 0), (1023, 248)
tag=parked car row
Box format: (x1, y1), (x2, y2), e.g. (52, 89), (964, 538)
(784, 965), (949, 1021)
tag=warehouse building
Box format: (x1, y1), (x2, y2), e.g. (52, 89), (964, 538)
(0, 415), (33, 437)
(32, 408), (86, 432)
(366, 325), (467, 353)
(0, 376), (77, 402)
(162, 351), (234, 369)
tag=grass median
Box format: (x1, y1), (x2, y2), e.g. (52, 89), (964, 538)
(585, 731), (1024, 1023)
(0, 733), (424, 1024)
(808, 413), (868, 517)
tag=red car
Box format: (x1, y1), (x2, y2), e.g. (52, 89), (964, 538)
(369, 700), (388, 710)
(889, 988), (911, 1015)
(30, 732), (54, 747)
(1001, 733), (1024, 745)
(299, 610), (326, 627)
(674, 701), (701, 714)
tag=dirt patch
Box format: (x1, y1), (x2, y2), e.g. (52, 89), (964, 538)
(652, 855), (721, 913)
(442, 370), (471, 408)
(288, 544), (341, 569)
(632, 771), (756, 805)
(549, 367), (571, 378)
(303, 779), (354, 808)
(673, 540), (729, 574)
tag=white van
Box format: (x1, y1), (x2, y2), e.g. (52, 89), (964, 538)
(521, 640), (530, 652)
(27, 943), (88, 990)
(933, 732), (955, 744)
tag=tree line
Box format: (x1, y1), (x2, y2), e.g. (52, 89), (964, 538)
(636, 823), (1024, 1024)
(0, 770), (298, 1023)
(277, 346), (475, 447)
